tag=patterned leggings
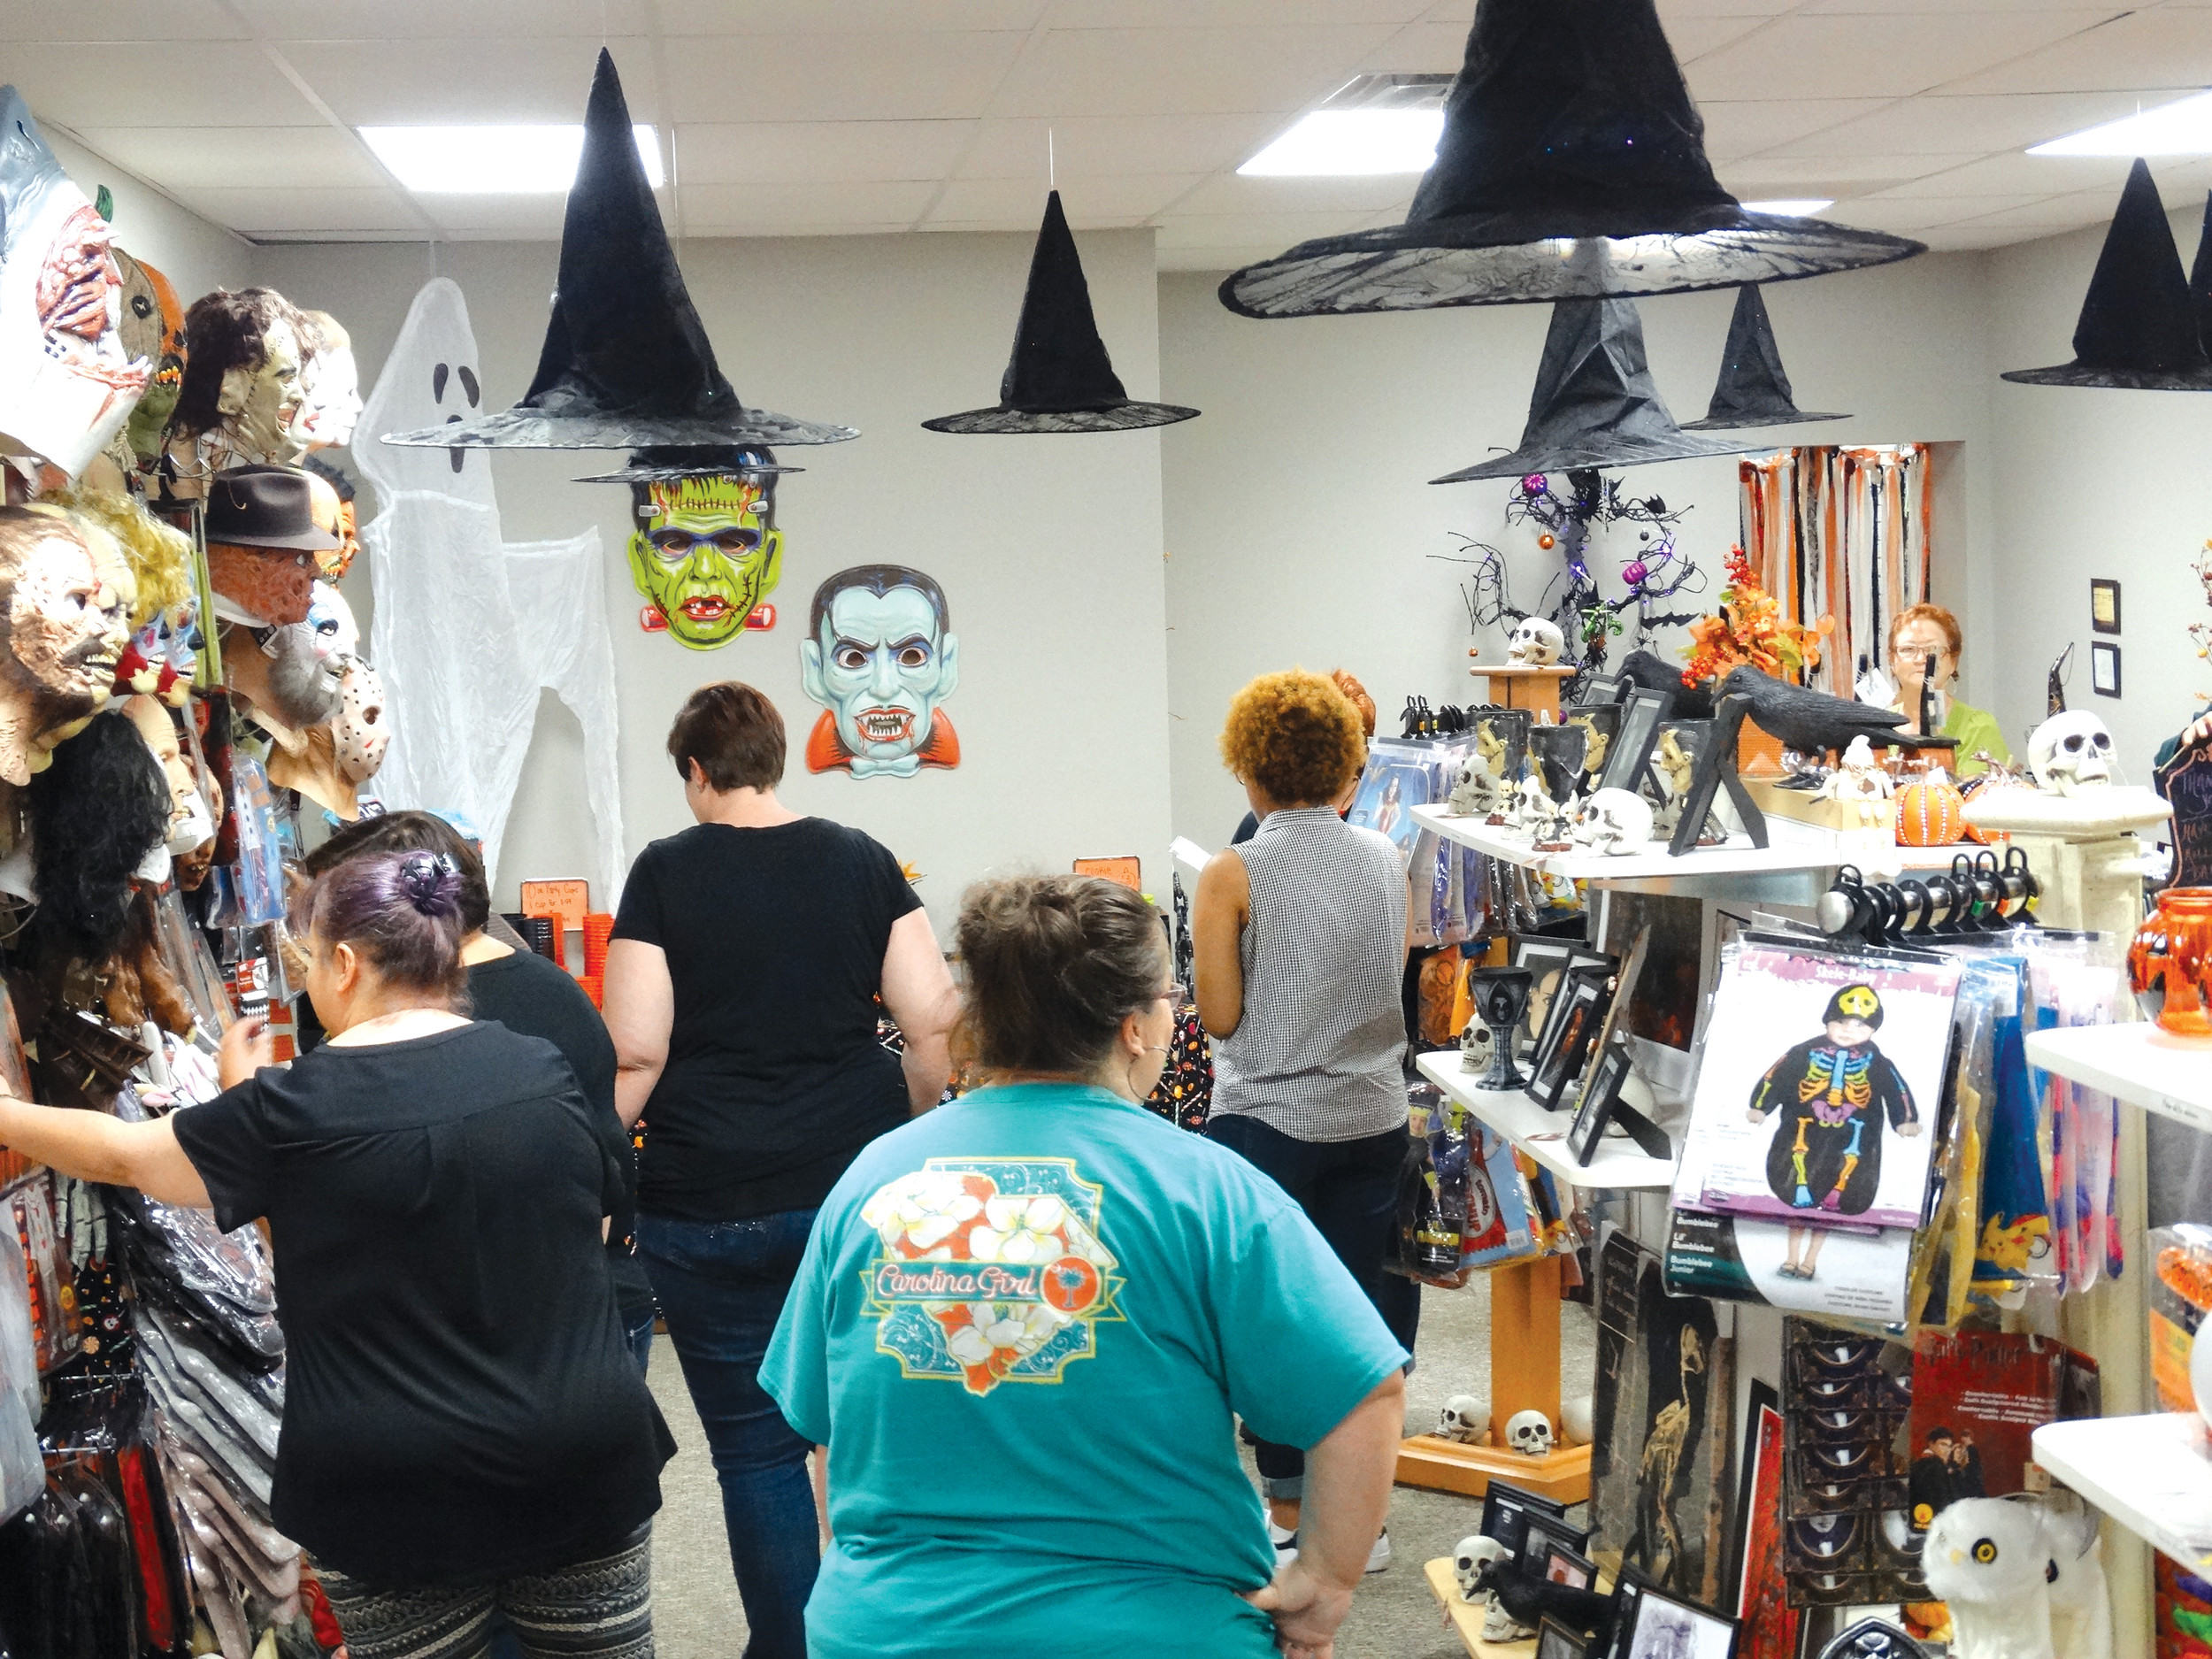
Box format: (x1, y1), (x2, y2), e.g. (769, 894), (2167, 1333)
(316, 1527), (653, 1659)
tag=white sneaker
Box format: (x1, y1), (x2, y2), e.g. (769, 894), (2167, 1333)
(1365, 1530), (1392, 1574)
(1270, 1521), (1298, 1565)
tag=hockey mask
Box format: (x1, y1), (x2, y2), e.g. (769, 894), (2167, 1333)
(331, 656), (388, 783)
(628, 471), (781, 649)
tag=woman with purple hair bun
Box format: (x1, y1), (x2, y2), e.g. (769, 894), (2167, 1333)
(0, 849), (676, 1659)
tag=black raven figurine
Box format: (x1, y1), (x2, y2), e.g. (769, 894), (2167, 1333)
(1473, 1558), (1619, 1651)
(1717, 665), (1954, 760)
(1619, 649), (1713, 719)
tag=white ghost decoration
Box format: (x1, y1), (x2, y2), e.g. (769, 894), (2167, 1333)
(357, 278), (625, 901)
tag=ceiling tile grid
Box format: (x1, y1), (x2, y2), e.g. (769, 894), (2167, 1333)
(5, 0), (2206, 262)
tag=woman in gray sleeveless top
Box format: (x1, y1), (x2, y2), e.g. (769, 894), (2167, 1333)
(1193, 669), (1409, 1574)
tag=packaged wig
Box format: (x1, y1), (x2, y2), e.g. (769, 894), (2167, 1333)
(29, 711), (171, 963)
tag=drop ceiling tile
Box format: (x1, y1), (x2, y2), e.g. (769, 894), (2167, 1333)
(227, 0), (654, 35)
(1669, 14), (1778, 59)
(1948, 189), (2131, 229)
(417, 195), (572, 237)
(929, 174), (1201, 223)
(1050, 0), (1433, 22)
(987, 26), (1401, 119)
(0, 0), (243, 41)
(1173, 173), (1418, 215)
(1945, 10), (2212, 93)
(1827, 193), (2069, 232)
(1763, 90), (2158, 155)
(654, 0), (1050, 30)
(661, 33), (1028, 122)
(71, 126), (391, 190)
(680, 180), (937, 227)
(1153, 210), (1379, 248)
(1685, 12), (2118, 102)
(921, 215), (1148, 234)
(1653, 0), (1802, 16)
(1721, 151), (1983, 186)
(178, 186), (425, 234)
(674, 122), (977, 185)
(1352, 20), (1472, 72)
(959, 113), (1283, 178)
(7, 43), (323, 127)
(1696, 99), (1893, 159)
(280, 37), (658, 124)
(1857, 150), (2138, 197)
(1916, 225), (2037, 250)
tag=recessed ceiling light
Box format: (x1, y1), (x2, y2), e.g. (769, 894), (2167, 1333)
(360, 124), (663, 193)
(1742, 198), (1834, 217)
(1239, 109), (1445, 177)
(2030, 92), (2212, 156)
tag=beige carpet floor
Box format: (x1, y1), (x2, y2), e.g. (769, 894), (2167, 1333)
(642, 1273), (1600, 1658)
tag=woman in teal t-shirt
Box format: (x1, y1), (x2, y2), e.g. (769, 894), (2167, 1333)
(762, 875), (1407, 1659)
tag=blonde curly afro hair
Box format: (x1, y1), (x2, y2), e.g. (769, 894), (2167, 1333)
(1219, 667), (1367, 807)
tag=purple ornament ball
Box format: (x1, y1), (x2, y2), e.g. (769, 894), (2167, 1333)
(1622, 561), (1649, 586)
(1521, 474), (1547, 496)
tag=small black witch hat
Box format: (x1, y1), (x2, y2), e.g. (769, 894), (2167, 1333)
(1432, 297), (1757, 483)
(1680, 284), (1847, 429)
(385, 50), (856, 452)
(2002, 158), (2212, 390)
(924, 192), (1198, 434)
(1220, 0), (1923, 320)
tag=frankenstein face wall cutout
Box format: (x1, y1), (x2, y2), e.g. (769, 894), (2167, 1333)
(801, 565), (959, 779)
(0, 88), (151, 479)
(621, 461), (783, 648)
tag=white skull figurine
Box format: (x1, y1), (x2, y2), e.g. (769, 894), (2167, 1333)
(1562, 1394), (1594, 1447)
(1437, 1394), (1491, 1443)
(1576, 787), (1655, 855)
(1454, 1534), (1508, 1603)
(1448, 758), (1502, 818)
(1507, 616), (1566, 667)
(1459, 1022), (1492, 1074)
(1505, 1409), (1554, 1457)
(2029, 710), (2116, 796)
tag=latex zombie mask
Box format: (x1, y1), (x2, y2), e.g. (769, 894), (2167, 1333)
(800, 565), (960, 779)
(0, 509), (133, 785)
(113, 250), (183, 470)
(628, 472), (781, 648)
(287, 311), (360, 453)
(0, 91), (151, 478)
(122, 695), (212, 854)
(164, 288), (310, 487)
(220, 613), (342, 741)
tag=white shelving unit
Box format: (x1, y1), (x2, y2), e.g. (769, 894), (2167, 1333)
(1415, 1051), (1677, 1190)
(2032, 1414), (2212, 1571)
(2024, 1022), (2212, 1135)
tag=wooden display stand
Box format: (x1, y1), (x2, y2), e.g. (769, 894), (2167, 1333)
(1396, 1252), (1593, 1504)
(1470, 662), (1577, 722)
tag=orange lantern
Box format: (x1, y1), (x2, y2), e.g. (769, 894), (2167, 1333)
(1895, 776), (1967, 847)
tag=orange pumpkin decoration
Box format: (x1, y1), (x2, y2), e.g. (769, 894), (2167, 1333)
(1895, 776), (1967, 847)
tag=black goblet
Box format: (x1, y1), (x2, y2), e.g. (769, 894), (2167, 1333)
(1467, 965), (1533, 1090)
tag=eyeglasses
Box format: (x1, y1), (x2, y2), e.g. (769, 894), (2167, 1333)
(1159, 983), (1188, 1004)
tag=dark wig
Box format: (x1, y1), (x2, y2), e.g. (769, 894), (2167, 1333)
(29, 712), (171, 964)
(169, 288), (307, 440)
(303, 849), (468, 1006)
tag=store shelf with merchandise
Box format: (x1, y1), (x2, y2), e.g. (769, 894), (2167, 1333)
(1414, 1050), (1676, 1190)
(2023, 1022), (2212, 1136)
(2032, 1413), (2212, 1572)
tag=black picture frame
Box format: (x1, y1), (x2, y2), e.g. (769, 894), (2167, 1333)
(1568, 926), (1647, 1110)
(1480, 1479), (1568, 1559)
(1573, 672), (1626, 710)
(1567, 703), (1624, 792)
(2090, 577), (2122, 635)
(1538, 1617), (1593, 1659)
(1667, 692), (1770, 856)
(1567, 1041), (1636, 1164)
(1473, 708), (1534, 795)
(1527, 975), (1609, 1110)
(1606, 1565), (1656, 1659)
(1513, 938), (1602, 1056)
(1538, 1543), (1600, 1594)
(1599, 687), (1672, 795)
(1518, 1509), (1594, 1580)
(1725, 1379), (1781, 1614)
(1623, 1583), (1741, 1659)
(2090, 640), (2122, 699)
(1529, 956), (1612, 1071)
(1530, 721), (1592, 804)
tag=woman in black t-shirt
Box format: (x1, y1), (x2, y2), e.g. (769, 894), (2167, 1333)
(603, 681), (957, 1658)
(0, 850), (674, 1659)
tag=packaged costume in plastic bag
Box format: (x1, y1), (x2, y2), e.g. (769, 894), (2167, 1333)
(0, 1226), (43, 1524)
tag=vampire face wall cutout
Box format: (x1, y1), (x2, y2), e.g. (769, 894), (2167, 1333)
(0, 508), (132, 787)
(801, 564), (961, 778)
(162, 287), (310, 492)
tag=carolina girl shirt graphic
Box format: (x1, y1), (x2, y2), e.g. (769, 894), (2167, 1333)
(858, 1160), (1123, 1397)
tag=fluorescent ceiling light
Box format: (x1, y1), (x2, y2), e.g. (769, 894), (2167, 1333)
(1239, 110), (1443, 177)
(360, 124), (663, 192)
(1743, 198), (1834, 216)
(2030, 91), (2212, 156)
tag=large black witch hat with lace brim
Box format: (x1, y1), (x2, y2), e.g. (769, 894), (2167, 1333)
(383, 50), (856, 452)
(924, 192), (1198, 434)
(1432, 296), (1759, 483)
(1219, 0), (1924, 320)
(1680, 284), (1847, 429)
(2003, 158), (2212, 390)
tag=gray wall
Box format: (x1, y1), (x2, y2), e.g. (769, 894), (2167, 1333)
(252, 230), (1172, 928)
(50, 129), (250, 303)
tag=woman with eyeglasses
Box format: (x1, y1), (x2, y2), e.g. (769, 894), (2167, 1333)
(1886, 603), (2010, 780)
(761, 873), (1405, 1659)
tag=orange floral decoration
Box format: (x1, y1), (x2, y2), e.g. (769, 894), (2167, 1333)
(1678, 544), (1834, 686)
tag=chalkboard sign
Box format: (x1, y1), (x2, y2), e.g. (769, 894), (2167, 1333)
(2156, 739), (2212, 888)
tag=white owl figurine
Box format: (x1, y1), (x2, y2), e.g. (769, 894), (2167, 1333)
(1921, 1498), (2055, 1659)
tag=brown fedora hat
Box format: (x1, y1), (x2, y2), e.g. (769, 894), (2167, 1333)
(204, 465), (342, 550)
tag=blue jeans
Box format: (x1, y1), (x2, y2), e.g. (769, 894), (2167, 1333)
(637, 1210), (821, 1659)
(626, 1310), (656, 1375)
(1205, 1115), (1406, 1501)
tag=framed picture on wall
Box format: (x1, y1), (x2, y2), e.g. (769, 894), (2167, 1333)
(1623, 1586), (1740, 1659)
(2090, 578), (2121, 635)
(2091, 641), (2122, 699)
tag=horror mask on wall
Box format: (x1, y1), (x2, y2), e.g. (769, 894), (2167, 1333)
(800, 564), (960, 779)
(626, 462), (783, 648)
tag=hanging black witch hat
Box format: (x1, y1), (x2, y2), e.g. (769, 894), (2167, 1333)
(2002, 158), (2212, 390)
(1219, 0), (1923, 320)
(2188, 190), (2212, 352)
(572, 444), (801, 485)
(384, 50), (856, 452)
(1432, 297), (1757, 483)
(924, 192), (1198, 434)
(1680, 284), (1847, 429)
